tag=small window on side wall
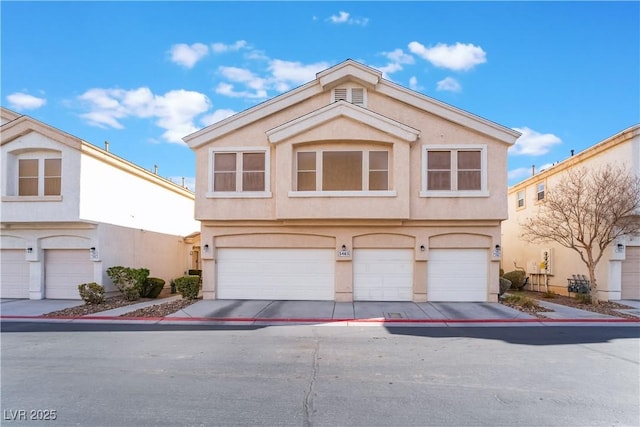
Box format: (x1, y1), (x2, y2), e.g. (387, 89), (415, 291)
(210, 149), (269, 197)
(536, 182), (545, 201)
(18, 157), (61, 197)
(517, 190), (525, 208)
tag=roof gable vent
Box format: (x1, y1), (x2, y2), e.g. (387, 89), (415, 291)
(332, 86), (366, 107)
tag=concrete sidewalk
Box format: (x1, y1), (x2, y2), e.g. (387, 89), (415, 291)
(2, 296), (638, 326)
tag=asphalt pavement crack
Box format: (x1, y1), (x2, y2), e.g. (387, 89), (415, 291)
(303, 340), (320, 427)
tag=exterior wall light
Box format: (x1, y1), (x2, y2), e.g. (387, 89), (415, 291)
(341, 244), (347, 251)
(204, 244), (209, 252)
(26, 247), (33, 254)
(616, 243), (625, 253)
(420, 245), (425, 252)
(493, 244), (502, 257)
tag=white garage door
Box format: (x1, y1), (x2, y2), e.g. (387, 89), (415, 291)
(427, 249), (488, 302)
(621, 246), (640, 299)
(217, 249), (334, 300)
(353, 249), (413, 301)
(0, 249), (30, 298)
(45, 250), (94, 299)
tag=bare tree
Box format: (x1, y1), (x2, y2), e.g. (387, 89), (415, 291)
(521, 164), (640, 302)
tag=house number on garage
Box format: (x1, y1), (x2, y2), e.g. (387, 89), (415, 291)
(338, 250), (351, 257)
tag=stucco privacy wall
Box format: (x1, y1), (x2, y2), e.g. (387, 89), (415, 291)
(186, 60), (519, 302)
(79, 148), (199, 236)
(502, 125), (640, 300)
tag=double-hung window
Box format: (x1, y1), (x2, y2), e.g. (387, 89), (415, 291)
(209, 148), (270, 197)
(17, 156), (61, 197)
(536, 182), (545, 201)
(421, 145), (487, 196)
(517, 190), (525, 208)
(293, 149), (392, 195)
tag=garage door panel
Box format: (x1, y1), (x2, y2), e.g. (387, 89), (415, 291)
(45, 250), (93, 299)
(217, 249), (334, 300)
(428, 249), (488, 302)
(354, 249), (413, 301)
(0, 250), (30, 298)
(621, 246), (640, 299)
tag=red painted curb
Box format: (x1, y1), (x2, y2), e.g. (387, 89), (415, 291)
(1, 315), (638, 324)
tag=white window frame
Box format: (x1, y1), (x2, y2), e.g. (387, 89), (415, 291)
(289, 148), (396, 198)
(536, 182), (545, 201)
(420, 145), (488, 197)
(207, 147), (271, 198)
(3, 151), (63, 202)
(516, 190), (525, 209)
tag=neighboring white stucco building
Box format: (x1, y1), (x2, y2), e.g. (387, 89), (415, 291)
(1, 107), (200, 299)
(502, 125), (640, 301)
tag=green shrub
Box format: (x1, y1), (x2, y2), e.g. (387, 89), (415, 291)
(575, 293), (592, 305)
(106, 266), (150, 301)
(174, 275), (200, 300)
(145, 277), (165, 299)
(78, 282), (105, 305)
(502, 293), (539, 309)
(499, 277), (511, 297)
(503, 270), (526, 289)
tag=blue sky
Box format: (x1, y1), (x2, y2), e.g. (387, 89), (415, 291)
(2, 1), (638, 189)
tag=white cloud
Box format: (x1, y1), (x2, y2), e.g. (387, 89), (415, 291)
(510, 127), (562, 156)
(200, 109), (236, 126)
(328, 11), (369, 26)
(378, 49), (415, 77)
(78, 87), (210, 143)
(268, 59), (329, 87)
(409, 76), (422, 91)
(211, 40), (247, 53)
(169, 43), (209, 68)
(215, 82), (267, 99)
(408, 41), (487, 71)
(436, 77), (462, 92)
(508, 167), (533, 182)
(7, 92), (47, 110)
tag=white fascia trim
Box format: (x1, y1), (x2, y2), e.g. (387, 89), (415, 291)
(317, 61), (381, 89)
(266, 101), (420, 144)
(288, 190), (397, 198)
(206, 191), (272, 199)
(185, 82), (320, 148)
(377, 80), (521, 144)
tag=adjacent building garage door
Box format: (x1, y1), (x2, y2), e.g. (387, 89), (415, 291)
(353, 249), (413, 301)
(621, 246), (640, 300)
(0, 249), (30, 298)
(217, 248), (334, 300)
(45, 250), (94, 299)
(427, 249), (488, 302)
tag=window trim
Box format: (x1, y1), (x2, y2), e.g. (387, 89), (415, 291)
(207, 147), (271, 198)
(289, 148), (396, 197)
(7, 153), (63, 200)
(420, 145), (488, 197)
(536, 181), (545, 202)
(516, 189), (526, 209)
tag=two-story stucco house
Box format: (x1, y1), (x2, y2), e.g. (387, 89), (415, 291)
(502, 125), (640, 301)
(1, 107), (200, 299)
(184, 60), (520, 302)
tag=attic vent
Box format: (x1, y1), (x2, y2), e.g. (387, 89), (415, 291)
(351, 88), (364, 106)
(334, 88), (348, 101)
(332, 87), (367, 107)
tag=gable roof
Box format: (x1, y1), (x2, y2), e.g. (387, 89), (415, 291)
(266, 100), (420, 144)
(1, 108), (194, 198)
(184, 59), (520, 148)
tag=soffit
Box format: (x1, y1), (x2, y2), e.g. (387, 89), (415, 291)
(266, 101), (420, 144)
